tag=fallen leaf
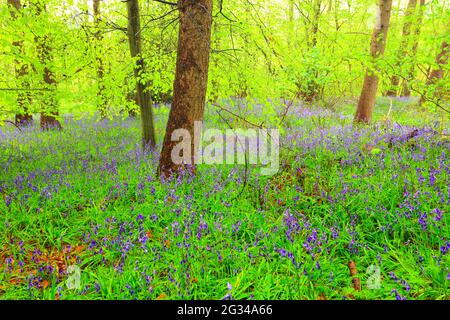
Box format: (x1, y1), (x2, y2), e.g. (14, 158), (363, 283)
(348, 261), (357, 276)
(352, 278), (361, 291)
(156, 293), (167, 300)
(348, 261), (361, 291)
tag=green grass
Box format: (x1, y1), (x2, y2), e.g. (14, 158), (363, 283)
(0, 98), (449, 300)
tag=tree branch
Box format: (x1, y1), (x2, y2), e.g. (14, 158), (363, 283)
(3, 120), (23, 132)
(0, 88), (54, 91)
(153, 0), (177, 6)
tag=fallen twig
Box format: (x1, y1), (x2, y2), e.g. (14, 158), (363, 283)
(3, 120), (22, 132)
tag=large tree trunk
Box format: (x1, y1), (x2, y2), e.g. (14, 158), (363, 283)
(35, 0), (62, 130)
(93, 0), (107, 118)
(386, 0), (417, 97)
(354, 0), (393, 124)
(158, 0), (213, 177)
(7, 0), (33, 126)
(126, 0), (156, 149)
(401, 0), (425, 97)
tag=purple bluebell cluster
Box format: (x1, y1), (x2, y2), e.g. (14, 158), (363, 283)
(0, 103), (448, 299)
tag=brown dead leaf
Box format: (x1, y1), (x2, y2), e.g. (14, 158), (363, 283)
(348, 261), (361, 291)
(156, 293), (167, 300)
(352, 278), (361, 291)
(362, 144), (373, 153)
(348, 261), (357, 276)
(167, 197), (176, 204)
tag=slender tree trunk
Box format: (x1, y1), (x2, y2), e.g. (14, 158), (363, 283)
(126, 0), (156, 149)
(158, 0), (213, 177)
(302, 0), (321, 102)
(310, 0), (321, 48)
(427, 41), (449, 84)
(401, 0), (425, 97)
(38, 40), (62, 130)
(7, 0), (33, 126)
(210, 19), (220, 103)
(126, 87), (138, 117)
(354, 0), (393, 123)
(420, 40), (449, 104)
(386, 0), (417, 97)
(35, 0), (62, 130)
(93, 0), (107, 118)
(287, 0), (294, 46)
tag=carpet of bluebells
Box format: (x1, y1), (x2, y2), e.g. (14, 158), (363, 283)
(0, 99), (449, 300)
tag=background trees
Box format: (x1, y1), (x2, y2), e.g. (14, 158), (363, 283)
(126, 0), (156, 149)
(7, 0), (32, 126)
(354, 0), (393, 123)
(386, 0), (418, 97)
(0, 0), (448, 127)
(93, 0), (108, 118)
(35, 0), (62, 130)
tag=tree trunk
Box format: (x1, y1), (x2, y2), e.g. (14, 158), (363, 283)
(310, 0), (321, 48)
(427, 41), (449, 84)
(35, 1), (62, 130)
(158, 0), (213, 177)
(354, 0), (393, 124)
(210, 18), (220, 103)
(126, 0), (156, 149)
(93, 0), (107, 118)
(303, 0), (322, 102)
(401, 0), (425, 97)
(7, 0), (33, 126)
(38, 42), (62, 130)
(420, 40), (449, 104)
(386, 0), (417, 97)
(287, 0), (294, 46)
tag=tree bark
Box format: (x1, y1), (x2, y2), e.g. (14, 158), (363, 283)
(287, 0), (294, 46)
(7, 0), (33, 126)
(354, 0), (393, 124)
(401, 0), (425, 97)
(302, 0), (322, 102)
(158, 0), (213, 177)
(427, 41), (449, 84)
(386, 0), (417, 97)
(420, 40), (449, 104)
(126, 0), (156, 149)
(35, 0), (62, 130)
(93, 0), (107, 118)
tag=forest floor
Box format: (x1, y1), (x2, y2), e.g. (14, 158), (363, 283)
(0, 97), (449, 300)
